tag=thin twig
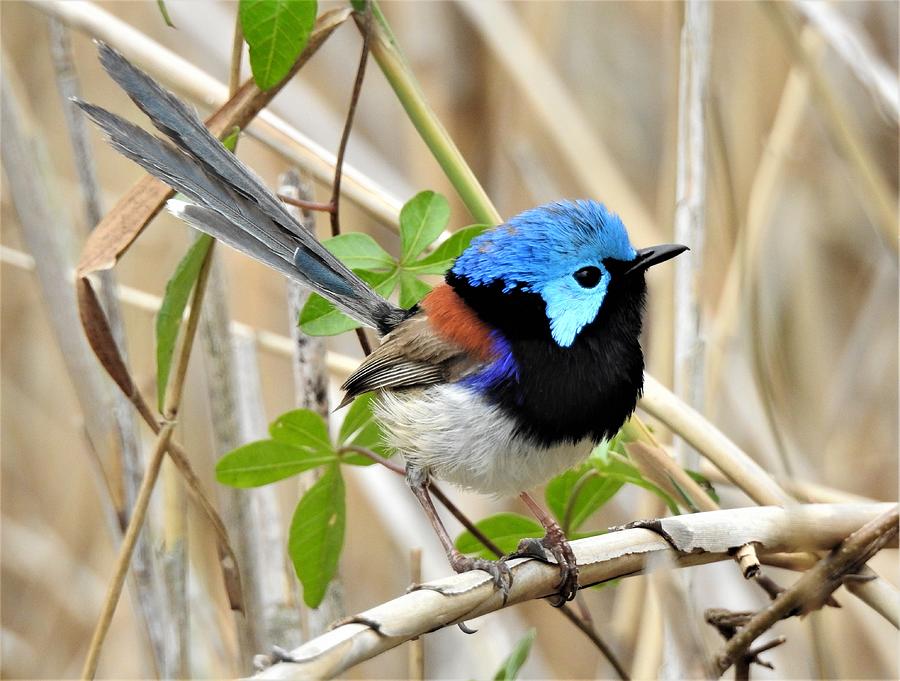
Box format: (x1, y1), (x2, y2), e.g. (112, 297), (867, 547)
(712, 505), (899, 676)
(331, 1), (372, 238)
(229, 13), (243, 96)
(80, 423), (175, 680)
(277, 194), (334, 213)
(83, 237), (220, 679)
(557, 605), (630, 681)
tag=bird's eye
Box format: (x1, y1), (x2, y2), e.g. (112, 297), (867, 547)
(573, 266), (602, 288)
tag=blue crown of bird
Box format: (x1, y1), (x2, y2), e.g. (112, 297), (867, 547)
(78, 42), (687, 605)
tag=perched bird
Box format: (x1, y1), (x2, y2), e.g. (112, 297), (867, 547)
(78, 43), (686, 604)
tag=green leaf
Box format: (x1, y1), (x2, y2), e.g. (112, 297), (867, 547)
(298, 293), (361, 336)
(398, 271), (432, 308)
(299, 268), (397, 336)
(406, 224), (487, 275)
(240, 0), (318, 90)
(545, 466), (624, 533)
(455, 513), (542, 559)
(156, 0), (176, 27)
(399, 190), (450, 262)
(220, 126), (241, 152)
(156, 234), (214, 411)
(269, 409), (332, 452)
(338, 392), (377, 443)
(601, 454), (681, 514)
(322, 233), (394, 271)
(494, 629), (536, 681)
(686, 469), (720, 503)
(289, 465), (345, 607)
(215, 440), (337, 487)
(337, 393), (389, 463)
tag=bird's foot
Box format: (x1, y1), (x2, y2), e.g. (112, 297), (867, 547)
(449, 549), (513, 603)
(513, 530), (579, 606)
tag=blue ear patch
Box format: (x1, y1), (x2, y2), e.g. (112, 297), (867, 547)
(452, 200), (636, 346)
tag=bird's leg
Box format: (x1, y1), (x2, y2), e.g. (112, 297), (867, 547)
(515, 491), (579, 606)
(405, 464), (512, 600)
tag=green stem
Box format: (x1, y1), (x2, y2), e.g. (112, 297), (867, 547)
(358, 3), (502, 227)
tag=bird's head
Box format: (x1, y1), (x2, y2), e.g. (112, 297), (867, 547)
(450, 200), (687, 347)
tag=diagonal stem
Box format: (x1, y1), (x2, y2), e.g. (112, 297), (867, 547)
(80, 423), (175, 680)
(82, 239), (220, 679)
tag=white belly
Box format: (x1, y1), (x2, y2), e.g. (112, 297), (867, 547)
(374, 384), (593, 496)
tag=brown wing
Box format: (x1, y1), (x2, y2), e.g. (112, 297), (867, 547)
(339, 284), (498, 407)
(338, 313), (477, 407)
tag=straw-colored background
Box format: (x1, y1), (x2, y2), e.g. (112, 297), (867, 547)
(2, 1), (897, 679)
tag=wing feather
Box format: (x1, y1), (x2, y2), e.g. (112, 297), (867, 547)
(339, 313), (484, 406)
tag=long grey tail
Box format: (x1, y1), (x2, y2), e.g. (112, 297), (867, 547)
(76, 42), (404, 335)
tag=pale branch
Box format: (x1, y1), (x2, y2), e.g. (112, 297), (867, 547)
(763, 2), (898, 252)
(456, 0), (662, 244)
(712, 505), (899, 676)
(791, 0), (899, 123)
(46, 18), (172, 674)
(201, 252), (266, 666)
(640, 373), (794, 507)
(0, 245), (358, 378)
(196, 35), (268, 662)
(253, 504), (894, 680)
(282, 170), (346, 637)
(672, 0), (710, 469)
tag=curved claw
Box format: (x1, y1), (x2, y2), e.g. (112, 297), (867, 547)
(512, 534), (579, 607)
(545, 538), (579, 606)
(449, 550), (513, 603)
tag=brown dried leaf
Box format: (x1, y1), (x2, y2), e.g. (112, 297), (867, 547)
(77, 277), (158, 426)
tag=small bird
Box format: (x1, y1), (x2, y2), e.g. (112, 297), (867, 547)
(78, 43), (686, 604)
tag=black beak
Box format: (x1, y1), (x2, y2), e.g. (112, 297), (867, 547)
(624, 243), (689, 276)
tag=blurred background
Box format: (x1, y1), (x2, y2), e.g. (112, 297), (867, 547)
(1, 1), (897, 679)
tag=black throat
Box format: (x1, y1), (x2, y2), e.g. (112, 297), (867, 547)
(447, 269), (647, 447)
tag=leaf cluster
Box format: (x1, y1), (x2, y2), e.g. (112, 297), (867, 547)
(300, 190), (485, 335)
(215, 394), (386, 607)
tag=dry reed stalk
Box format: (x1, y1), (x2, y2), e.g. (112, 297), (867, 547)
(281, 169), (346, 637)
(791, 0), (899, 122)
(672, 0), (711, 470)
(1, 54), (179, 677)
(45, 18), (172, 674)
(457, 0), (663, 246)
(0, 246), (359, 378)
(764, 2), (898, 252)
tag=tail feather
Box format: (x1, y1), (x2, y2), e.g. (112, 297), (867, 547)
(79, 42), (403, 333)
(168, 201), (300, 281)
